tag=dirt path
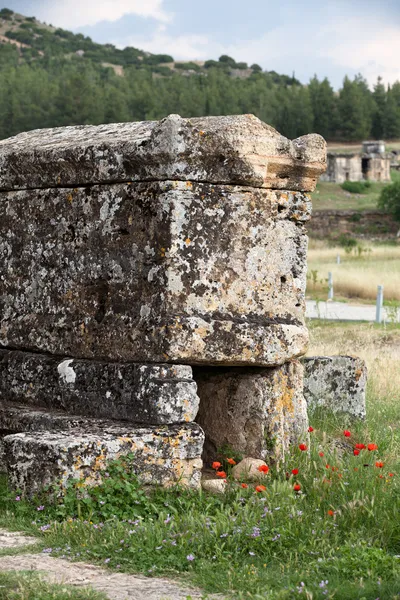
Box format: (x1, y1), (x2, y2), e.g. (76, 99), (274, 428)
(0, 530), (208, 599)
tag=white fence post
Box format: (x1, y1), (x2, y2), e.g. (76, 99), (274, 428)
(336, 254), (341, 265)
(376, 285), (384, 324)
(328, 272), (334, 301)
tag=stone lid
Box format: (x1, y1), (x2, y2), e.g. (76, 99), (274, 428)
(0, 114), (326, 192)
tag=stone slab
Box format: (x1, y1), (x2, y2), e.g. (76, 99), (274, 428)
(0, 114), (326, 192)
(302, 355), (367, 419)
(0, 181), (310, 365)
(3, 421), (204, 495)
(194, 360), (308, 463)
(0, 350), (199, 424)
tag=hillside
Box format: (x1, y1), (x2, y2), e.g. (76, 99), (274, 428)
(0, 7), (295, 82)
(0, 7), (400, 143)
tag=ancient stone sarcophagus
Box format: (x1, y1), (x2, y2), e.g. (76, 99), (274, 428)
(0, 114), (326, 494)
(0, 114), (325, 365)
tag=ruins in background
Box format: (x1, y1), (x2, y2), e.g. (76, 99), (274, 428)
(321, 141), (392, 183)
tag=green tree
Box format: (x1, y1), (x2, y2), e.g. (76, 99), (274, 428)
(371, 76), (386, 139)
(384, 86), (400, 139)
(338, 76), (373, 140)
(378, 181), (400, 221)
(309, 76), (337, 139)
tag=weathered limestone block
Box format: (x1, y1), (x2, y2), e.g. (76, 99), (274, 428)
(0, 350), (199, 424)
(194, 360), (308, 462)
(0, 181), (310, 365)
(302, 356), (367, 419)
(3, 421), (204, 495)
(0, 114), (326, 192)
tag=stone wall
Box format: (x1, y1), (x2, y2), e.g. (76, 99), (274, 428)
(0, 114), (327, 494)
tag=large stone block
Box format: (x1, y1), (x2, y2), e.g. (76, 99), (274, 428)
(0, 350), (199, 424)
(194, 360), (308, 463)
(0, 114), (326, 192)
(302, 356), (367, 419)
(0, 181), (310, 365)
(3, 421), (204, 495)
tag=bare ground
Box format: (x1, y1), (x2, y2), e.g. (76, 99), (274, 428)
(0, 530), (208, 600)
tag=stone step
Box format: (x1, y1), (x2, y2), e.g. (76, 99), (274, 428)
(0, 350), (199, 424)
(1, 407), (204, 495)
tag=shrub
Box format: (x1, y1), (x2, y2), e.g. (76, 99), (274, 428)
(251, 63), (262, 72)
(0, 8), (13, 18)
(341, 180), (371, 194)
(174, 62), (200, 72)
(378, 180), (400, 221)
(218, 54), (236, 67)
(336, 233), (358, 251)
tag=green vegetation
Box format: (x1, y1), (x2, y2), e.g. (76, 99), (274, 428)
(341, 180), (371, 194)
(1, 323), (399, 600)
(379, 180), (400, 221)
(0, 9), (400, 141)
(0, 571), (106, 599)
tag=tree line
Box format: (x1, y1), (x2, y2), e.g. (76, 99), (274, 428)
(0, 48), (399, 142)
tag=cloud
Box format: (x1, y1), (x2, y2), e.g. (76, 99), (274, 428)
(121, 32), (212, 60)
(34, 0), (171, 29)
(319, 17), (400, 85)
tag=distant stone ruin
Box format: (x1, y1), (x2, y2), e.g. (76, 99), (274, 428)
(0, 114), (363, 495)
(321, 140), (391, 183)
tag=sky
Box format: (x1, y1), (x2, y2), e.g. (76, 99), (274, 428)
(4, 0), (400, 88)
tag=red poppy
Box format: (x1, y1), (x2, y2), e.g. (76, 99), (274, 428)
(227, 458), (236, 465)
(308, 426), (314, 432)
(355, 443), (366, 450)
(291, 468), (299, 475)
(367, 443), (378, 451)
(354, 467), (359, 472)
(299, 443), (308, 451)
(375, 461), (384, 468)
(241, 483), (248, 488)
(255, 485), (266, 493)
(327, 510), (334, 516)
(212, 461), (221, 470)
(389, 473), (395, 477)
(293, 483), (301, 492)
(325, 464), (330, 469)
(258, 465), (269, 474)
(319, 451), (324, 457)
(343, 430), (351, 437)
(353, 449), (360, 456)
(379, 474), (384, 479)
(216, 471), (227, 478)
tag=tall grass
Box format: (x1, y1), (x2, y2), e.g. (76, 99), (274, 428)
(307, 242), (400, 301)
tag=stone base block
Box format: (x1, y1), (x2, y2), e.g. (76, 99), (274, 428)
(3, 420), (204, 496)
(194, 360), (308, 464)
(0, 350), (199, 424)
(302, 356), (367, 419)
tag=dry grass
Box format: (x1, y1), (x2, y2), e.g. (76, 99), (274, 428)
(307, 241), (400, 302)
(307, 321), (400, 454)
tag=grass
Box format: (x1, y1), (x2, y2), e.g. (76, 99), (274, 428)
(311, 169), (400, 211)
(307, 240), (400, 302)
(0, 571), (105, 600)
(0, 321), (399, 599)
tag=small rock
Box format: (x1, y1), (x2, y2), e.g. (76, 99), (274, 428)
(232, 457), (268, 481)
(201, 479), (227, 494)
